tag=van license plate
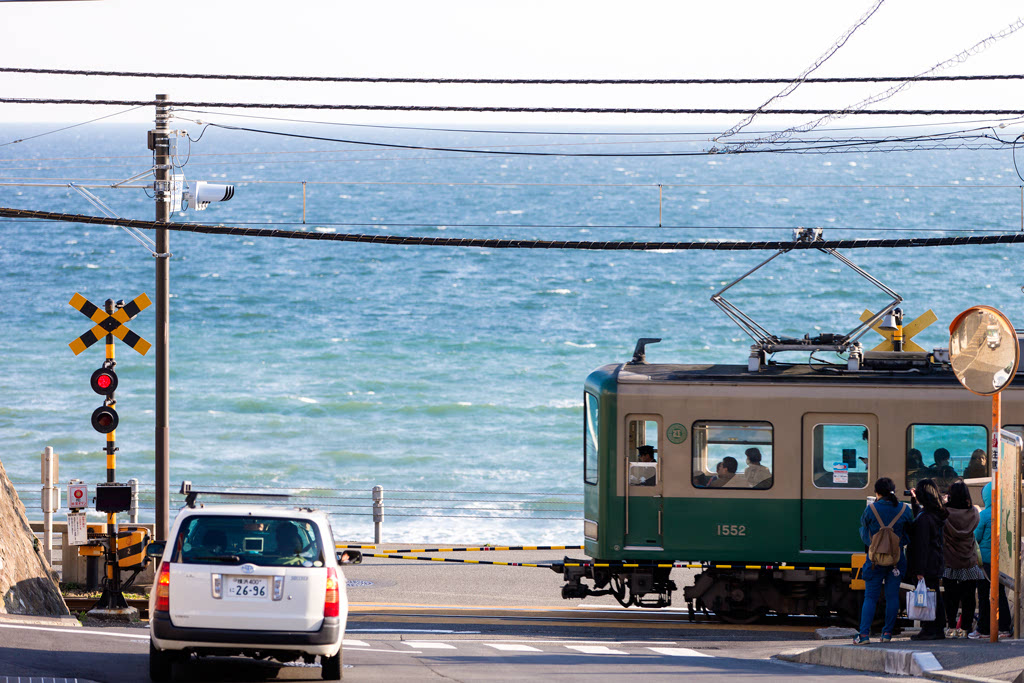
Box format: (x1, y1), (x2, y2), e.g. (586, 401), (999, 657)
(226, 576), (269, 600)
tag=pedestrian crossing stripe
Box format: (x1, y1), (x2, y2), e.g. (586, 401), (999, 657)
(68, 292), (152, 356)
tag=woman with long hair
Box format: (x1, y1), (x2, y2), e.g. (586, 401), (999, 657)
(854, 477), (913, 644)
(942, 480), (985, 637)
(909, 478), (949, 640)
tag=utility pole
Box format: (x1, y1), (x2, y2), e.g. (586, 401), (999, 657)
(151, 94), (171, 541)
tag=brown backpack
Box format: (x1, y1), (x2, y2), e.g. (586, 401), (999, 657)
(868, 502), (907, 567)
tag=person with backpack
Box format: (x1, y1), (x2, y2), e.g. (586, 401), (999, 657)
(942, 480), (985, 637)
(909, 478), (949, 640)
(855, 477), (913, 644)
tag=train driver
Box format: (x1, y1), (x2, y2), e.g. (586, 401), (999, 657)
(743, 448), (770, 488)
(636, 445), (657, 486)
(708, 456), (738, 488)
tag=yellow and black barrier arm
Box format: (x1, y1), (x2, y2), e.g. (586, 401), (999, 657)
(339, 544), (583, 553)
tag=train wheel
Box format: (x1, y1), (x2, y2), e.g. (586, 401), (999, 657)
(716, 607), (767, 625)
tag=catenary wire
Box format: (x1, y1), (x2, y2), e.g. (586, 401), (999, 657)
(6, 66), (1024, 84)
(4, 97), (1024, 115)
(0, 106), (144, 147)
(6, 207), (1024, 248)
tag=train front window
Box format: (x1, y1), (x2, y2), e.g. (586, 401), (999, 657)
(584, 393), (599, 485)
(691, 421), (773, 489)
(906, 424), (987, 492)
(812, 424), (869, 489)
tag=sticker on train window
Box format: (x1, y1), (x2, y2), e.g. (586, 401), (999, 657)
(812, 424), (868, 489)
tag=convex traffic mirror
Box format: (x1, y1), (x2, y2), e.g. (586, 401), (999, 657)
(948, 306), (1019, 395)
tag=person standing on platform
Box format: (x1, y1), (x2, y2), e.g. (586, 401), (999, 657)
(909, 478), (948, 640)
(854, 477), (913, 645)
(941, 480), (986, 637)
(971, 482), (1012, 638)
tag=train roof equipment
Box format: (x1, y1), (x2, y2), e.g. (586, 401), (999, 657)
(711, 227), (905, 373)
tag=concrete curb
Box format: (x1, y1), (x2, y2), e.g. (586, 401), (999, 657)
(777, 644), (942, 677)
(923, 672), (1009, 683)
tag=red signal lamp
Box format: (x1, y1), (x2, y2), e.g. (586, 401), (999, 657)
(90, 367), (118, 395)
(91, 406), (119, 433)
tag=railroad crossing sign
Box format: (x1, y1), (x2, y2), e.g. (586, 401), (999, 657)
(68, 293), (152, 356)
(860, 308), (937, 352)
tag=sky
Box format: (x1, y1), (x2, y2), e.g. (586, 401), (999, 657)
(0, 0), (1022, 129)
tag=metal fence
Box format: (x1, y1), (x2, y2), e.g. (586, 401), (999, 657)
(15, 480), (585, 543)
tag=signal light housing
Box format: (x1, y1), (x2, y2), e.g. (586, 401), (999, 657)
(91, 405), (119, 433)
(90, 367), (118, 395)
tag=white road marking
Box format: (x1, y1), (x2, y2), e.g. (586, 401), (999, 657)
(565, 645), (628, 655)
(343, 639), (370, 647)
(647, 647), (713, 658)
(484, 643), (542, 652)
(403, 641), (458, 649)
(0, 622), (146, 640)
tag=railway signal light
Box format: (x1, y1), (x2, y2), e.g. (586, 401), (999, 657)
(90, 366), (118, 396)
(90, 362), (118, 433)
(91, 405), (119, 433)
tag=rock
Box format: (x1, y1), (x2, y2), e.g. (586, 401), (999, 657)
(0, 457), (69, 616)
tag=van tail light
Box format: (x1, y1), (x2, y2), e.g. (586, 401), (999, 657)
(324, 567), (340, 617)
(155, 562), (171, 612)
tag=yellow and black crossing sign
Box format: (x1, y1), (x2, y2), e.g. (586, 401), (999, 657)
(68, 293), (152, 356)
(860, 308), (937, 352)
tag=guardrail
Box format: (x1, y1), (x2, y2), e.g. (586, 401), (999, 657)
(17, 480), (584, 557)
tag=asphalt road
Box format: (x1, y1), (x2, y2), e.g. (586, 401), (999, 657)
(0, 616), (909, 683)
(0, 549), (890, 682)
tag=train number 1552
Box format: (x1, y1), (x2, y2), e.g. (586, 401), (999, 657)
(716, 524), (746, 536)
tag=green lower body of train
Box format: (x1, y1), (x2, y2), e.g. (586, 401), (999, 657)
(560, 496), (863, 622)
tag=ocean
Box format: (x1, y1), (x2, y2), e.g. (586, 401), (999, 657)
(2, 119), (1023, 544)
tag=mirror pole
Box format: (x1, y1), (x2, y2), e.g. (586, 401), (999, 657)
(991, 391), (1001, 642)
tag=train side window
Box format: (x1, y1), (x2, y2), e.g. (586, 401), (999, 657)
(906, 424), (987, 492)
(812, 424), (869, 489)
(584, 393), (600, 485)
(691, 421), (773, 490)
(627, 418), (660, 487)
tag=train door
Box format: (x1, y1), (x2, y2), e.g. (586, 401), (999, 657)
(624, 415), (663, 549)
(800, 413), (878, 553)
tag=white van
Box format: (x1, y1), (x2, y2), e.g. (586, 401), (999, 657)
(147, 500), (360, 681)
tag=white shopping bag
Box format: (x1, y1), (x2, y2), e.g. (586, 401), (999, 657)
(906, 578), (936, 621)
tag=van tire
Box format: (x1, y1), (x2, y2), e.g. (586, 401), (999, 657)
(321, 649), (342, 680)
(149, 641), (177, 681)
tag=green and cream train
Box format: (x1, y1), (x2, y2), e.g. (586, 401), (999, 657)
(559, 343), (1021, 623)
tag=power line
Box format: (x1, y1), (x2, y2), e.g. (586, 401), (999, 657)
(4, 206), (1024, 250)
(0, 106), (144, 147)
(5, 66), (1024, 85)
(3, 97), (1024, 116)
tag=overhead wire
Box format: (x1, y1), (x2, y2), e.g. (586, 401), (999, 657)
(736, 16), (1024, 149)
(5, 65), (1024, 85)
(5, 207), (1024, 248)
(0, 105), (144, 147)
(4, 97), (1024, 116)
(720, 0), (887, 140)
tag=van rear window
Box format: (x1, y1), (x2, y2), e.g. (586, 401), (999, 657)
(173, 515), (325, 567)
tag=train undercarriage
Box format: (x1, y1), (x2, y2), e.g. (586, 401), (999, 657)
(559, 560), (860, 624)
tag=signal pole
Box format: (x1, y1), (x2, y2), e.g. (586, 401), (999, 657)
(152, 94), (171, 541)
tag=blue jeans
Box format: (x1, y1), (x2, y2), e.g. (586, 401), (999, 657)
(859, 561), (903, 636)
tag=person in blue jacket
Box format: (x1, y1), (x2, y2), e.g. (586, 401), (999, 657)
(972, 482), (1011, 637)
(855, 477), (913, 644)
